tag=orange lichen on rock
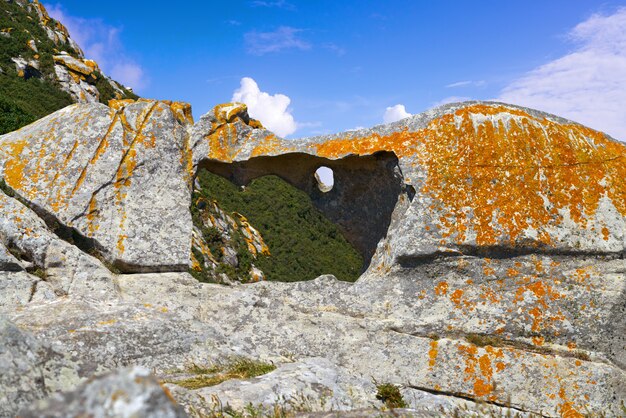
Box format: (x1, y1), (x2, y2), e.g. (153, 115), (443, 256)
(457, 343), (504, 400)
(450, 289), (464, 308)
(514, 279), (564, 332)
(558, 387), (585, 418)
(428, 340), (438, 367)
(166, 101), (194, 125)
(108, 99), (136, 111)
(309, 104), (626, 247)
(434, 281), (449, 296)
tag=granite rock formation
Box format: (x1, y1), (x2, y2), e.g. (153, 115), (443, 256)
(0, 100), (624, 417)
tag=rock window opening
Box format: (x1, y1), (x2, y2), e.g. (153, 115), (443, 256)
(315, 166), (334, 192)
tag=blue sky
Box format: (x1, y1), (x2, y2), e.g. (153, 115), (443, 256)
(47, 1), (626, 140)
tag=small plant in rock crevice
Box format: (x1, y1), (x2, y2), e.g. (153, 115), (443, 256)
(375, 382), (407, 409)
(163, 357), (276, 390)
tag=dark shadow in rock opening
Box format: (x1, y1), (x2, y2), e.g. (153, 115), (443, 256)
(198, 151), (406, 272)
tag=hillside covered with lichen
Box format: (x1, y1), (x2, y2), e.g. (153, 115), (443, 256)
(0, 0), (136, 134)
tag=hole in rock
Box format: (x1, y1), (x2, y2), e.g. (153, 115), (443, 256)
(194, 151), (407, 283)
(315, 166), (334, 192)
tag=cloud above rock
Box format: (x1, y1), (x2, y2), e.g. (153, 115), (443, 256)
(383, 104), (412, 124)
(499, 7), (626, 141)
(232, 77), (298, 137)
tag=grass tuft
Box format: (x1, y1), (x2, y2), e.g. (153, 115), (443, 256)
(166, 357), (276, 390)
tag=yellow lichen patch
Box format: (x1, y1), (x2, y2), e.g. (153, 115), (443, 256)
(213, 103), (248, 124)
(4, 140), (28, 190)
(117, 233), (127, 253)
(84, 59), (99, 72)
(450, 289), (464, 308)
(108, 99), (136, 111)
(52, 56), (94, 76)
(190, 251), (202, 271)
(434, 281), (449, 296)
(86, 194), (99, 235)
(249, 118), (264, 130)
(428, 340), (438, 367)
(514, 280), (564, 332)
(558, 387), (585, 418)
(601, 226), (610, 240)
(250, 134), (292, 157)
(167, 101), (194, 125)
(33, 1), (51, 25)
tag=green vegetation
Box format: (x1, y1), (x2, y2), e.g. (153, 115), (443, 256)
(0, 1), (75, 134)
(0, 1), (136, 134)
(189, 204), (257, 283)
(0, 74), (73, 134)
(193, 170), (363, 282)
(165, 358), (276, 390)
(375, 382), (407, 409)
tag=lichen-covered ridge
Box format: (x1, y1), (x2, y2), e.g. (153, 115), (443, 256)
(0, 99), (625, 417)
(193, 101), (626, 265)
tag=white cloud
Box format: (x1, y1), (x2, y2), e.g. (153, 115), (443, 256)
(250, 0), (295, 10)
(499, 7), (626, 141)
(232, 77), (298, 137)
(383, 104), (412, 124)
(446, 80), (486, 88)
(45, 3), (147, 91)
(245, 26), (310, 55)
(323, 43), (346, 56)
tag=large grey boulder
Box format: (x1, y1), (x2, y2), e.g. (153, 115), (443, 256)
(0, 99), (194, 272)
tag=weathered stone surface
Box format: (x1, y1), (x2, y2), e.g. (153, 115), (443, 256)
(0, 189), (117, 299)
(192, 101), (626, 269)
(0, 100), (194, 272)
(168, 357), (376, 415)
(12, 269), (620, 417)
(0, 316), (49, 416)
(19, 366), (187, 418)
(0, 242), (23, 271)
(53, 61), (100, 103)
